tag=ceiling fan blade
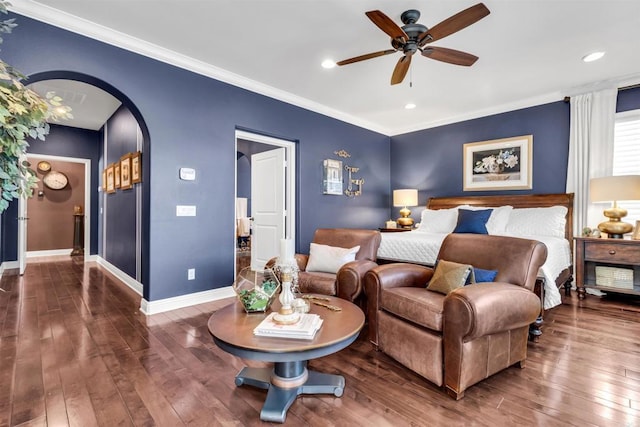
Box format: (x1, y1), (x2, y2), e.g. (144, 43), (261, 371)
(422, 47), (478, 66)
(336, 49), (397, 66)
(391, 55), (411, 85)
(366, 10), (408, 41)
(418, 3), (490, 45)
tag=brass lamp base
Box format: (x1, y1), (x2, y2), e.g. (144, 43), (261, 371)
(598, 205), (632, 238)
(397, 206), (414, 228)
(598, 220), (633, 239)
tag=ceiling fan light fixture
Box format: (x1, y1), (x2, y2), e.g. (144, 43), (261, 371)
(321, 59), (337, 69)
(582, 51), (605, 63)
(405, 103), (416, 110)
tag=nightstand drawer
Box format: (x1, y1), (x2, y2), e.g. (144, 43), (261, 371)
(584, 242), (638, 264)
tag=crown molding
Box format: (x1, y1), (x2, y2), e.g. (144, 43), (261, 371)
(10, 0), (390, 136)
(391, 91), (563, 136)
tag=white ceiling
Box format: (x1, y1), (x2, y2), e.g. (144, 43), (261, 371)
(28, 80), (121, 131)
(13, 0), (640, 135)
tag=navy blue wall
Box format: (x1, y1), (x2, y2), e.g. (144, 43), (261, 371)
(617, 86), (640, 113)
(2, 13), (390, 300)
(390, 101), (571, 222)
(103, 105), (139, 277)
(27, 124), (101, 255)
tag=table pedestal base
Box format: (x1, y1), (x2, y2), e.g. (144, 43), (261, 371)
(235, 361), (345, 423)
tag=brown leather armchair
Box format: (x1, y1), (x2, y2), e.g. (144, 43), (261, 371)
(267, 228), (381, 303)
(364, 234), (546, 399)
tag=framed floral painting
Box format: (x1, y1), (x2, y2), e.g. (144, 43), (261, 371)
(463, 135), (532, 191)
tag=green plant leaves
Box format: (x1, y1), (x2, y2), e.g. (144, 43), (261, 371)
(0, 0), (71, 212)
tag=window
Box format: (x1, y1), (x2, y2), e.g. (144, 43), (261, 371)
(613, 110), (640, 223)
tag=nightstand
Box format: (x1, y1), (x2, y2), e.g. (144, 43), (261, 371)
(574, 237), (640, 299)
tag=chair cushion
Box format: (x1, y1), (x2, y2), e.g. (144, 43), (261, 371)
(297, 271), (336, 295)
(453, 209), (492, 234)
(306, 243), (360, 274)
(427, 260), (474, 294)
(381, 287), (445, 331)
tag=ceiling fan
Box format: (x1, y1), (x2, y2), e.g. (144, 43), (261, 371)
(336, 3), (490, 85)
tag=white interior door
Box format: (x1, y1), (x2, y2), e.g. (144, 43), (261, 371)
(251, 148), (285, 270)
(18, 195), (28, 275)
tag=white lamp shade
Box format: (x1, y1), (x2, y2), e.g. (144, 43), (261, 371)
(590, 175), (640, 203)
(393, 189), (418, 207)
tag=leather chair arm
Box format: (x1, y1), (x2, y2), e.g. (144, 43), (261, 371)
(336, 260), (378, 301)
(265, 254), (309, 272)
(295, 254), (309, 271)
(444, 283), (541, 341)
(265, 257), (277, 270)
(364, 263), (434, 346)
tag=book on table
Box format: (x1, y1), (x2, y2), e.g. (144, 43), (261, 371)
(253, 312), (323, 339)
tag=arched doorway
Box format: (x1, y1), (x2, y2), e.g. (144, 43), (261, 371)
(19, 71), (150, 295)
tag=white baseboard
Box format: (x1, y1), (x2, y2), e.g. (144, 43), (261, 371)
(140, 286), (235, 315)
(96, 256), (143, 296)
(27, 249), (72, 258)
(0, 261), (19, 281)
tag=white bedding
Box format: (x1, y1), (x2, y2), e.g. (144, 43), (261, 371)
(377, 231), (571, 310)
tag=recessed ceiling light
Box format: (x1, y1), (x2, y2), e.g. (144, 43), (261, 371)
(582, 51), (605, 63)
(405, 103), (416, 110)
(321, 59), (337, 69)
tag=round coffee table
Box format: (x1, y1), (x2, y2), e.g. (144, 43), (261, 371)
(208, 296), (364, 423)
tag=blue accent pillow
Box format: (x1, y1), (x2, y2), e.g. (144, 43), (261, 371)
(453, 209), (492, 234)
(473, 268), (498, 283)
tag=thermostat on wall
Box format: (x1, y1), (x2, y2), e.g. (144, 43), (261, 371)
(179, 167), (196, 181)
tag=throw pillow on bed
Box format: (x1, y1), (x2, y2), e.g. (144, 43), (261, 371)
(417, 208), (459, 233)
(427, 260), (475, 294)
(305, 243), (360, 274)
(458, 205), (513, 234)
(452, 209), (492, 234)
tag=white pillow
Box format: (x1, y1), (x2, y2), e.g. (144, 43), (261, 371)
(505, 206), (568, 238)
(417, 208), (458, 233)
(458, 205), (513, 235)
(306, 243), (360, 274)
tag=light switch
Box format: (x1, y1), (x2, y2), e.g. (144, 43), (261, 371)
(179, 168), (196, 181)
(176, 205), (196, 216)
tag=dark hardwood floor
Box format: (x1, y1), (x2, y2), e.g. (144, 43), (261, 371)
(1, 257), (639, 426)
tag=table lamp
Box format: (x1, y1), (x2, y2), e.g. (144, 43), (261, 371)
(590, 175), (640, 238)
(393, 189), (418, 228)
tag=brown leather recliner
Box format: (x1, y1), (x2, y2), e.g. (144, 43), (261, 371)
(267, 228), (381, 303)
(364, 234), (546, 400)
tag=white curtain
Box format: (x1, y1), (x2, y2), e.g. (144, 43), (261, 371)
(566, 88), (618, 236)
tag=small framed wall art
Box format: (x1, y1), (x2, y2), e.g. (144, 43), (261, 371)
(323, 159), (343, 195)
(106, 163), (116, 194)
(131, 151), (142, 184)
(463, 135), (532, 191)
(114, 162), (121, 189)
(120, 153), (132, 190)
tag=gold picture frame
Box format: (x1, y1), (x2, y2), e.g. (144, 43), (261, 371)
(106, 164), (116, 194)
(102, 169), (107, 192)
(131, 151), (142, 184)
(120, 153), (132, 190)
(114, 162), (121, 189)
(463, 135), (533, 191)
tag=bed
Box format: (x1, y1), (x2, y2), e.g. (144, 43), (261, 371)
(377, 193), (575, 311)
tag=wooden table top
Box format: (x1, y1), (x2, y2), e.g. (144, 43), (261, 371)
(208, 296), (364, 360)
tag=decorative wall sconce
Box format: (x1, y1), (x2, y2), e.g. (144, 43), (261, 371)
(344, 165), (364, 197)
